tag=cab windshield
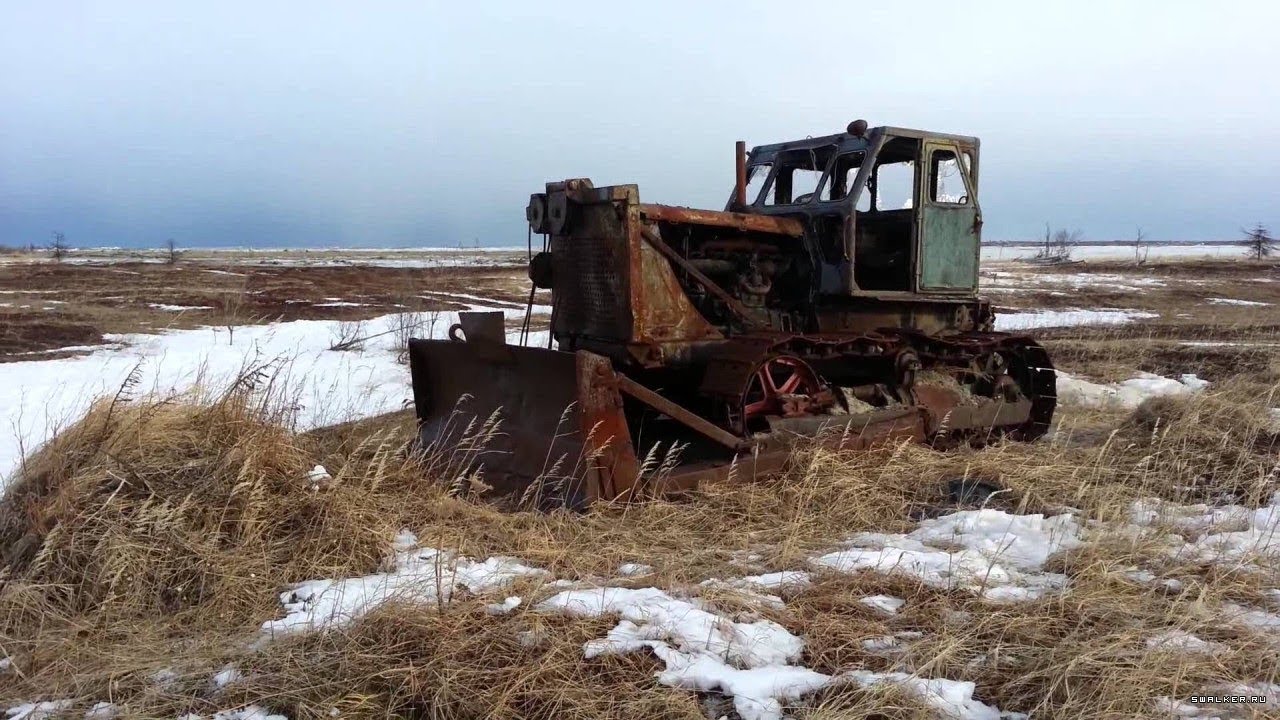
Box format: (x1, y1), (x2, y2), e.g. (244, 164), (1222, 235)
(758, 145), (838, 206)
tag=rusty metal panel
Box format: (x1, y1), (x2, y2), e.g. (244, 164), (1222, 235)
(574, 351), (640, 502)
(639, 203), (805, 237)
(409, 339), (639, 507)
(632, 237), (724, 344)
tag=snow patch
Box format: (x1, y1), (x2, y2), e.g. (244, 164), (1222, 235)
(1146, 629), (1225, 653)
(148, 303), (214, 311)
(181, 707), (289, 720)
(1130, 493), (1280, 565)
(1207, 297), (1270, 307)
(861, 631), (921, 654)
(4, 702), (74, 720)
(844, 670), (1012, 720)
(306, 465), (331, 490)
(859, 594), (906, 615)
(1, 305), (551, 482)
(812, 509), (1083, 602)
(994, 309), (1157, 331)
(1056, 372), (1208, 410)
(538, 586), (812, 720)
(83, 702), (117, 719)
(262, 531), (548, 635)
(1220, 602), (1280, 634)
(211, 664), (242, 689)
(617, 562), (653, 577)
(485, 596), (522, 615)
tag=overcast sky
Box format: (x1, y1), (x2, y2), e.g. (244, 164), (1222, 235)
(2, 1), (1278, 248)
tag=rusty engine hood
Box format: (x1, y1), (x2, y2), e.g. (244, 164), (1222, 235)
(638, 203), (805, 238)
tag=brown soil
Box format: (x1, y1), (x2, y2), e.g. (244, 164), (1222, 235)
(0, 260), (534, 361)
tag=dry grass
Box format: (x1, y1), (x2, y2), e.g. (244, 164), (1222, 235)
(0, 373), (1278, 718)
(4, 254), (1280, 717)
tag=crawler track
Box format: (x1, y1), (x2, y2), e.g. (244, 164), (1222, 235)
(697, 331), (1057, 441)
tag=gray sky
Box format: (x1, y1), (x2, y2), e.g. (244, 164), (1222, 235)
(2, 0), (1277, 247)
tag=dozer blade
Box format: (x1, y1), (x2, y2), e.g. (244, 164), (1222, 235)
(407, 318), (639, 508)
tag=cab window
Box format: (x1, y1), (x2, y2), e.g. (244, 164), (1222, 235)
(819, 151), (866, 204)
(761, 146), (836, 206)
(743, 163), (772, 204)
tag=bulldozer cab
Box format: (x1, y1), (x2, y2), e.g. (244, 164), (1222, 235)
(735, 125), (982, 297)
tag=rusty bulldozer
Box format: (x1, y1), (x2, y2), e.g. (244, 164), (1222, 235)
(408, 121), (1056, 507)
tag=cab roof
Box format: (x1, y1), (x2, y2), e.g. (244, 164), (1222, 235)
(748, 126), (979, 164)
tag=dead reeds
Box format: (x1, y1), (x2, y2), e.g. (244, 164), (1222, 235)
(1, 373), (1278, 718)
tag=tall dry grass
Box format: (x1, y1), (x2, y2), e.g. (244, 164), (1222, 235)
(0, 374), (1278, 717)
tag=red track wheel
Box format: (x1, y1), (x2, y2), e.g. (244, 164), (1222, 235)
(738, 355), (827, 433)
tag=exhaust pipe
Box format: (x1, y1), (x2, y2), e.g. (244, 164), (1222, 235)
(734, 140), (747, 208)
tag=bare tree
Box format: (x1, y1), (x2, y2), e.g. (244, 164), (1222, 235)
(1034, 224), (1080, 264)
(392, 311), (440, 362)
(220, 280), (248, 345)
(48, 231), (69, 262)
(1133, 226), (1149, 265)
(329, 318), (367, 351)
(164, 238), (180, 264)
(1241, 222), (1276, 260)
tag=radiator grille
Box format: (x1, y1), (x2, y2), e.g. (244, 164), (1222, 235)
(550, 205), (630, 340)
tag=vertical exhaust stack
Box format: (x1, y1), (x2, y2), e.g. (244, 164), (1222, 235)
(734, 140), (747, 208)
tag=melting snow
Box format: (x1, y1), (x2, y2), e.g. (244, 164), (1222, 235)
(1056, 372), (1208, 410)
(539, 586), (814, 720)
(1146, 629), (1225, 653)
(83, 702), (117, 719)
(1130, 493), (1280, 565)
(812, 509), (1083, 602)
(1220, 602), (1280, 634)
(617, 562), (653, 577)
(861, 631), (921, 654)
(147, 303), (214, 311)
(0, 304), (549, 482)
(417, 290), (532, 310)
(994, 309), (1157, 331)
(181, 707), (288, 720)
(306, 465), (331, 491)
(262, 531), (547, 635)
(1207, 297), (1270, 307)
(485, 596), (522, 615)
(211, 664), (242, 689)
(859, 594), (906, 615)
(3, 702), (74, 720)
(844, 671), (1013, 720)
(258, 527), (1024, 720)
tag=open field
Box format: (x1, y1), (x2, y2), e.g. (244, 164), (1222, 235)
(0, 248), (1278, 719)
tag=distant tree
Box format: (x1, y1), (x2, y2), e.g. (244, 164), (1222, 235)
(1034, 224), (1080, 264)
(164, 238), (180, 264)
(1241, 222), (1276, 260)
(48, 231), (69, 262)
(1133, 226), (1149, 265)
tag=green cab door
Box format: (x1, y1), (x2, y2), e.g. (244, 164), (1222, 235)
(917, 141), (981, 291)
